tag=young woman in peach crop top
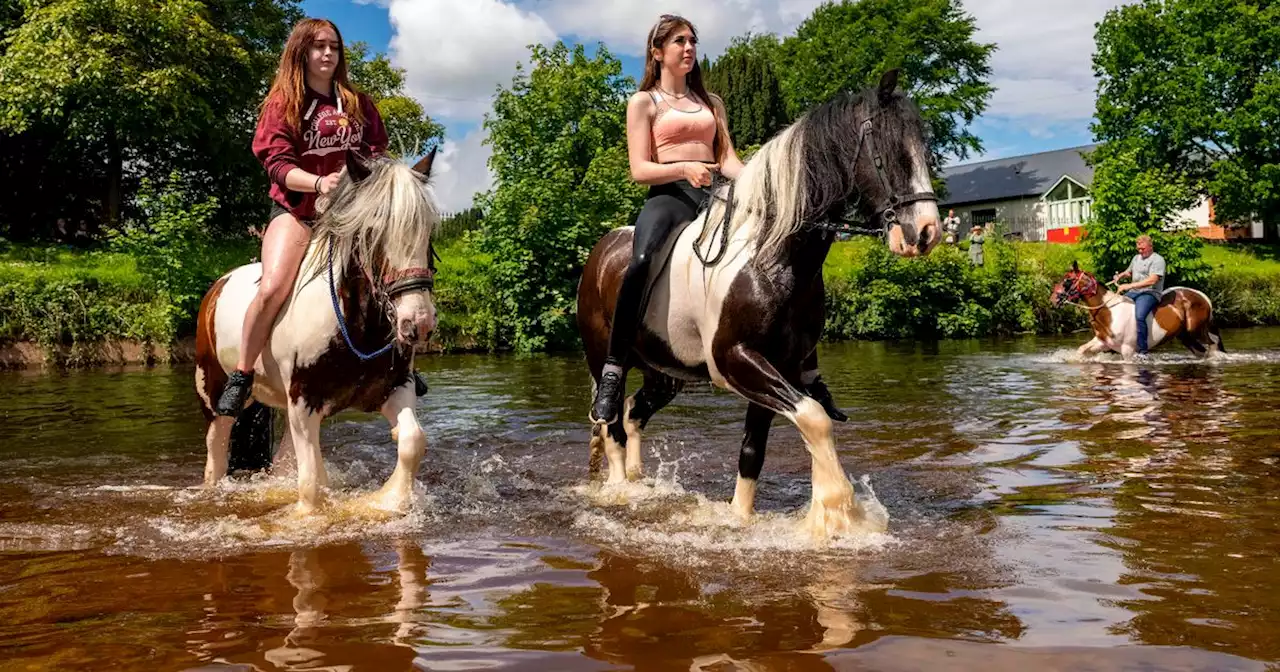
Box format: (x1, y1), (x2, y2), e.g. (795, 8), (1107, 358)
(592, 13), (849, 426)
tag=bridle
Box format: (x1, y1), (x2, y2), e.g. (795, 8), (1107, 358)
(327, 237), (436, 361)
(1057, 272), (1122, 312)
(822, 117), (937, 237)
(696, 115), (937, 266)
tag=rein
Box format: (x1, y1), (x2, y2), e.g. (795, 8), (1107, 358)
(695, 116), (936, 267)
(326, 236), (435, 361)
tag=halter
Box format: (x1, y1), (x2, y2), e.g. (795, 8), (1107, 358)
(327, 237), (436, 361)
(696, 115), (937, 266)
(1058, 273), (1122, 312)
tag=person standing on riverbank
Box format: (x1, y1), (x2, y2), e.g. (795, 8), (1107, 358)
(968, 225), (985, 266)
(943, 209), (960, 244)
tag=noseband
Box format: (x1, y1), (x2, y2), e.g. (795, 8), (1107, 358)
(383, 266), (435, 297)
(326, 237), (436, 361)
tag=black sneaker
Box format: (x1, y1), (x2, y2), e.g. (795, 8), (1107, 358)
(215, 370), (255, 417)
(413, 370), (429, 396)
(805, 377), (848, 423)
(590, 370), (625, 424)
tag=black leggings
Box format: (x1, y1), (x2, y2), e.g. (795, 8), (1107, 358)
(606, 179), (710, 365)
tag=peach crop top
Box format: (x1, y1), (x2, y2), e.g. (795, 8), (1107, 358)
(649, 90), (716, 162)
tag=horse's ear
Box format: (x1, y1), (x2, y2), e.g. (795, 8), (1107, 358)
(346, 151), (372, 184)
(411, 145), (438, 179)
(1071, 260), (1080, 272)
(877, 68), (900, 101)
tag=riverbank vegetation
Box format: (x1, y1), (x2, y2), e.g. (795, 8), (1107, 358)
(8, 229), (1280, 365)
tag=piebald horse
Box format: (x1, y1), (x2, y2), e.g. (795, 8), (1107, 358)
(1051, 261), (1225, 358)
(195, 150), (440, 514)
(577, 70), (941, 539)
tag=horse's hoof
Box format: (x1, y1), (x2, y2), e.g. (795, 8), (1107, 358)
(295, 499), (320, 516)
(368, 485), (413, 513)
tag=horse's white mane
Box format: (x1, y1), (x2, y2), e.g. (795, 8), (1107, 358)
(300, 156), (440, 286)
(697, 124), (804, 266)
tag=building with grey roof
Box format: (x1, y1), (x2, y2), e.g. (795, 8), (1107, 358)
(936, 143), (1261, 242)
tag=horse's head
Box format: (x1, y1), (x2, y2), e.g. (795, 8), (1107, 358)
(1051, 261), (1101, 307)
(855, 70), (941, 258)
(314, 149), (441, 346)
(730, 69), (941, 264)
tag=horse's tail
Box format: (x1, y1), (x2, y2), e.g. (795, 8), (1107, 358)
(228, 401), (274, 474)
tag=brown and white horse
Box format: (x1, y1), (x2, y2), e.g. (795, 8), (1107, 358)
(576, 71), (941, 539)
(195, 150), (440, 514)
(1051, 261), (1225, 358)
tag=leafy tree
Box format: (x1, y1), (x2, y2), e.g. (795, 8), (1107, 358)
(476, 41), (646, 353)
(1081, 144), (1209, 286)
(1092, 0), (1280, 239)
(777, 0), (995, 165)
(700, 33), (789, 147)
(346, 41), (444, 158)
(0, 0), (299, 235)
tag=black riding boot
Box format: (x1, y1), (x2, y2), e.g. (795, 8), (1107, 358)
(413, 370), (429, 396)
(215, 370), (255, 417)
(804, 376), (848, 422)
(592, 261), (649, 424)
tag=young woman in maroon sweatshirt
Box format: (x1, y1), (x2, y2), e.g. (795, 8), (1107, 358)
(215, 18), (395, 416)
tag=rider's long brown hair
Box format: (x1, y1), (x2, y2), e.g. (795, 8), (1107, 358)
(260, 18), (364, 130)
(638, 14), (731, 163)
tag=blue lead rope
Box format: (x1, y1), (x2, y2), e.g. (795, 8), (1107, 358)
(328, 237), (396, 361)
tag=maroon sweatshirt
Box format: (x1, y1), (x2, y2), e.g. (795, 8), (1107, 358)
(252, 86), (388, 219)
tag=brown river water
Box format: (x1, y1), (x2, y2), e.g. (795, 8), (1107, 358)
(2, 330), (1280, 671)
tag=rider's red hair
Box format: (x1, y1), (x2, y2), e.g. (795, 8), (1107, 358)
(259, 18), (365, 131)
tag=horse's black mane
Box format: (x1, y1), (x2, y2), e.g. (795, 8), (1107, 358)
(795, 86), (928, 226)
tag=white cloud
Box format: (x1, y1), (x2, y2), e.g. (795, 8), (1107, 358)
(379, 0), (1132, 207)
(427, 126), (492, 214)
(386, 0), (556, 121)
(964, 0), (1132, 125)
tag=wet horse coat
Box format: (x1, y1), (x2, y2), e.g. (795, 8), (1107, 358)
(195, 151), (440, 514)
(578, 71), (941, 539)
(1051, 264), (1224, 358)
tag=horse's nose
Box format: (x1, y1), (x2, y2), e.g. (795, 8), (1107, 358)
(398, 319), (418, 342)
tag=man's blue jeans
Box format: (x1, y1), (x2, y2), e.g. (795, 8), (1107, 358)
(1126, 290), (1159, 353)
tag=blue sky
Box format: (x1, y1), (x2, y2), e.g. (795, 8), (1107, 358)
(302, 0), (1117, 211)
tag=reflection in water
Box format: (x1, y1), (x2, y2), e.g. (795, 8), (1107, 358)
(4, 331), (1280, 669)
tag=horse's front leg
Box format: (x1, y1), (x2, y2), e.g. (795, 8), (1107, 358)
(204, 417), (233, 487)
(732, 403), (776, 520)
(715, 343), (865, 540)
(1077, 337), (1106, 357)
(373, 381), (425, 512)
(287, 400), (326, 515)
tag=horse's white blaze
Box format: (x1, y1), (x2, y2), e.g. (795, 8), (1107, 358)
(905, 138), (942, 240)
(372, 383), (425, 512)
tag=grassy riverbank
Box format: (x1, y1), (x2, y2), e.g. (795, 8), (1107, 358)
(5, 234), (1280, 365)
